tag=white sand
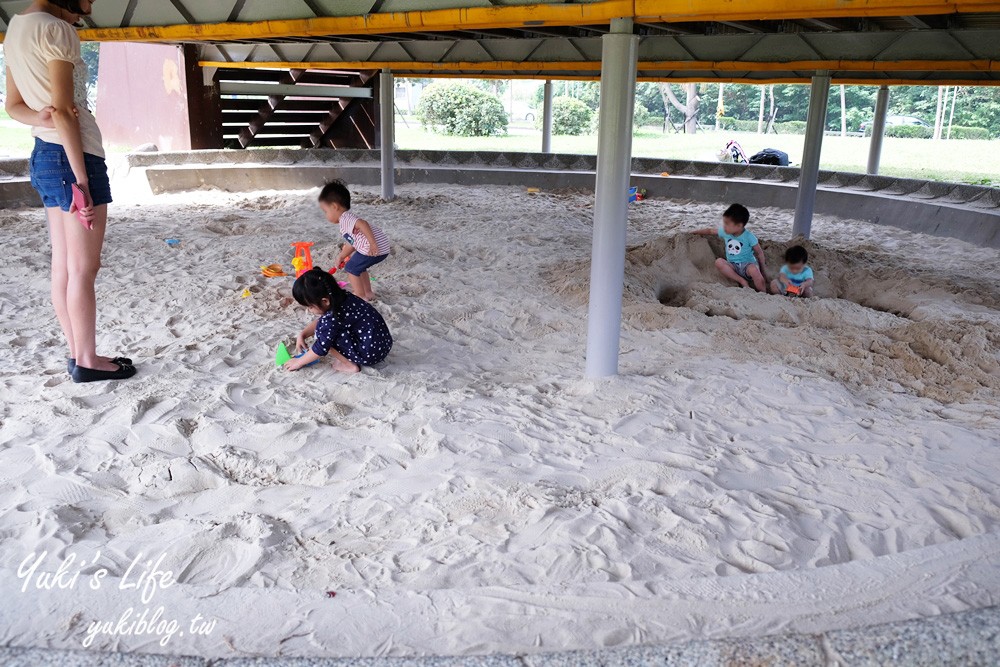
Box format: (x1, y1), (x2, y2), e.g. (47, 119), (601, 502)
(0, 179), (998, 657)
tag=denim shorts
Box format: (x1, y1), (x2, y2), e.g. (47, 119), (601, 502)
(344, 251), (388, 276)
(29, 138), (112, 211)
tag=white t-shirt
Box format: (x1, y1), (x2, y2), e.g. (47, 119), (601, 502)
(338, 210), (391, 256)
(5, 12), (105, 157)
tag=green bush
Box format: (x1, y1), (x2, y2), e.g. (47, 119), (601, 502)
(844, 107), (867, 133)
(774, 120), (808, 134)
(415, 83), (508, 137)
(589, 104), (654, 133)
(718, 116), (760, 132)
(885, 124), (933, 139)
(947, 125), (991, 140)
(632, 105), (653, 128)
(550, 96), (593, 135)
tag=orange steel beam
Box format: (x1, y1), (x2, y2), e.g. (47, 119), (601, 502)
(201, 59), (1000, 73)
(634, 0), (1000, 22)
(4, 0), (1000, 44)
(400, 72), (1000, 85)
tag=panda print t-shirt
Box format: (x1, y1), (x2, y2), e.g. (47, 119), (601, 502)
(718, 227), (758, 264)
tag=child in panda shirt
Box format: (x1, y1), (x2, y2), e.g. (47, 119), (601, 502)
(693, 202), (768, 292)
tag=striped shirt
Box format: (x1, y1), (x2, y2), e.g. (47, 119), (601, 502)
(339, 210), (390, 257)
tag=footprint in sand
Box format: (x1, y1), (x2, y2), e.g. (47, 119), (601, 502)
(224, 384), (275, 409)
(133, 396), (182, 424)
(713, 468), (794, 492)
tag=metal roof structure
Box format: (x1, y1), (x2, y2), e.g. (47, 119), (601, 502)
(3, 0), (1000, 84)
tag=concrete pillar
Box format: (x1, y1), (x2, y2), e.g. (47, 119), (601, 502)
(380, 69), (395, 201)
(584, 18), (638, 378)
(542, 80), (554, 153)
(867, 85), (890, 175)
(792, 72), (831, 240)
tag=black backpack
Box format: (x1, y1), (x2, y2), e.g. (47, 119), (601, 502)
(748, 148), (789, 166)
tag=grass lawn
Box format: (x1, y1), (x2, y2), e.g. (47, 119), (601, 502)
(0, 109), (38, 157)
(396, 119), (999, 186)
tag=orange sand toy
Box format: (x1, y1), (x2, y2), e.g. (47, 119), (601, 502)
(785, 283), (802, 296)
(291, 242), (314, 278)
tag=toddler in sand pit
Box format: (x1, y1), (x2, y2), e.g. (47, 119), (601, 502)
(284, 268), (393, 374)
(319, 180), (390, 302)
(771, 245), (815, 297)
(693, 203), (769, 291)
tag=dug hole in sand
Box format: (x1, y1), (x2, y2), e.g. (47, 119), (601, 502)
(0, 183), (997, 657)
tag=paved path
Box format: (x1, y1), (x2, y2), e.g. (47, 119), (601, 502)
(1, 605), (997, 666)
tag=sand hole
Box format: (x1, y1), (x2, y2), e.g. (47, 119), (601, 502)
(656, 285), (691, 307)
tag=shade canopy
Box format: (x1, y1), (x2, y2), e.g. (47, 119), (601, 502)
(2, 0), (1000, 84)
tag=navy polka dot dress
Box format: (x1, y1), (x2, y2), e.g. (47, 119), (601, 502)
(311, 294), (393, 366)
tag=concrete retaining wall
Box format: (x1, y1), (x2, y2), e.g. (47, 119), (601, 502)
(4, 150), (999, 247)
(0, 158), (36, 210)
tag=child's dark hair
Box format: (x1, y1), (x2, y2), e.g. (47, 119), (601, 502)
(723, 203), (750, 226)
(784, 245), (808, 265)
(292, 268), (347, 312)
(49, 0), (88, 12)
(318, 180), (351, 210)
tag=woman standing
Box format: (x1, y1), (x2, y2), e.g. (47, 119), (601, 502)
(5, 0), (135, 382)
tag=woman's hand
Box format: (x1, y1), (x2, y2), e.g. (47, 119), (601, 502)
(69, 182), (95, 230)
(37, 106), (57, 128)
(37, 104), (77, 129)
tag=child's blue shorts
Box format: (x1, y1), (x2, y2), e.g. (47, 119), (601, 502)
(344, 251), (388, 276)
(728, 260), (757, 281)
(29, 138), (113, 211)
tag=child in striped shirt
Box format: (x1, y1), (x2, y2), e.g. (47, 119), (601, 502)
(319, 181), (390, 302)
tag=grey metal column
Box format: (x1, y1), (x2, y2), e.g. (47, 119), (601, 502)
(542, 79), (554, 153)
(792, 72), (831, 239)
(584, 18), (638, 378)
(379, 68), (395, 201)
(867, 85), (890, 175)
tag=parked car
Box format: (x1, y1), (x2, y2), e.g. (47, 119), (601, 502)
(507, 102), (536, 123)
(860, 114), (928, 133)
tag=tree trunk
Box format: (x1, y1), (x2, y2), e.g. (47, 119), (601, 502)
(840, 85), (847, 137)
(716, 83), (724, 131)
(766, 85), (777, 133)
(685, 83), (699, 134)
(660, 83), (700, 134)
(758, 85), (766, 134)
(947, 86), (959, 140)
(933, 85), (946, 140)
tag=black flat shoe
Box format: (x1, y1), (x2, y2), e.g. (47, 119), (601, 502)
(71, 361), (137, 383)
(68, 356), (133, 374)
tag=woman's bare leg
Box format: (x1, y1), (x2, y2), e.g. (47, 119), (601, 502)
(46, 207), (75, 360)
(61, 204), (117, 371)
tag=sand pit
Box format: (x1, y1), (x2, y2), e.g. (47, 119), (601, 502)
(0, 182), (998, 658)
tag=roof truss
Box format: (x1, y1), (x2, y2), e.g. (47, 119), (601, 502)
(3, 0), (1000, 83)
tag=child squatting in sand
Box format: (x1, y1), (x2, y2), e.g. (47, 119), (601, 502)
(771, 244), (815, 297)
(693, 203), (769, 291)
(284, 268), (393, 374)
(319, 181), (390, 302)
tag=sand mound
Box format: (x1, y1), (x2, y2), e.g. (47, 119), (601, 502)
(545, 231), (1000, 406)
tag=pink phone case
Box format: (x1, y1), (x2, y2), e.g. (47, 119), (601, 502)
(71, 183), (91, 229)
